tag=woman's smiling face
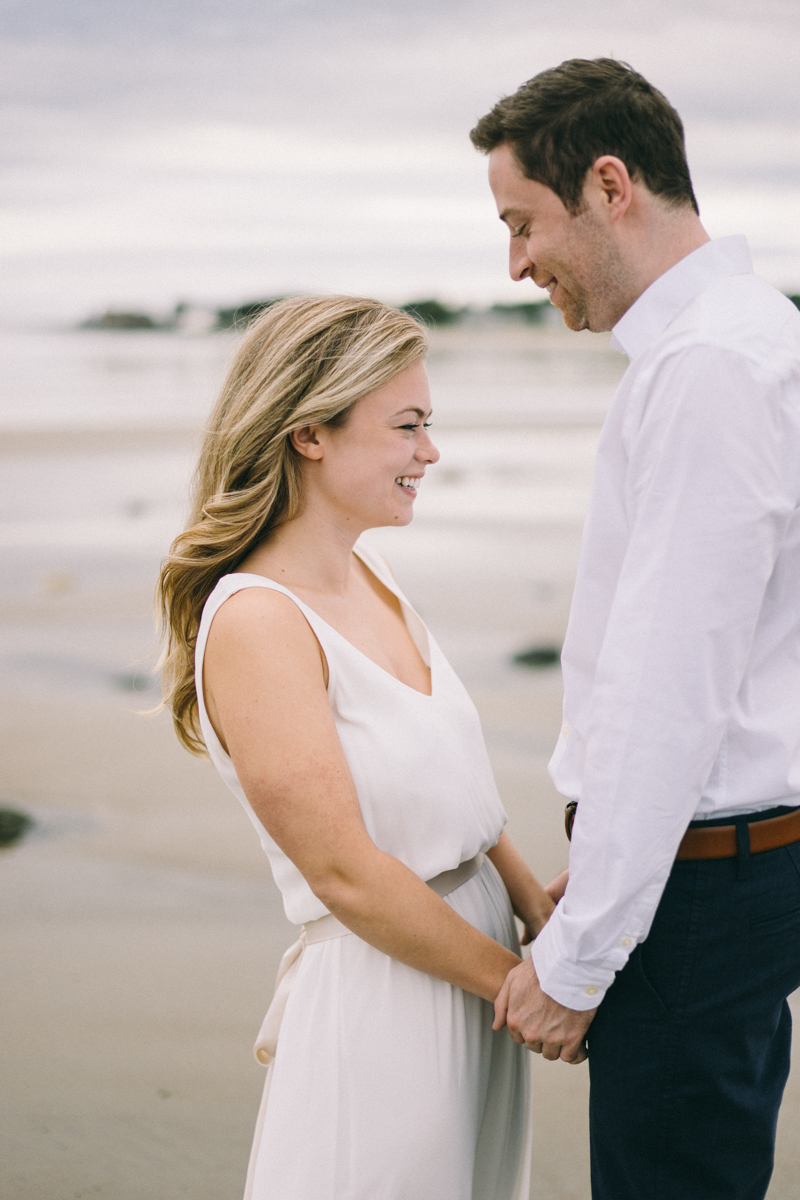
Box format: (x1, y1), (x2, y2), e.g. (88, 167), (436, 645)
(301, 359), (439, 530)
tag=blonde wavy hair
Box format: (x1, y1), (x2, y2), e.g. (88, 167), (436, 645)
(157, 295), (427, 755)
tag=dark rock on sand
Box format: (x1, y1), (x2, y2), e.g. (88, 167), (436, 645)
(0, 808), (34, 847)
(513, 644), (562, 668)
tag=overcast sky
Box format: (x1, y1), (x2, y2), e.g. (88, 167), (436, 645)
(3, 0), (800, 323)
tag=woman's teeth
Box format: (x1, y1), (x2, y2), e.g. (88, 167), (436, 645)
(395, 476), (420, 490)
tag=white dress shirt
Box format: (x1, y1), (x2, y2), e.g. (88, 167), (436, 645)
(531, 236), (800, 1011)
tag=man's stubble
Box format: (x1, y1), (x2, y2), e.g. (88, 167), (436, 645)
(557, 209), (635, 334)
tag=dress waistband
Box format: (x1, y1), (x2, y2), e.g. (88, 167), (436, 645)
(253, 852), (485, 1065)
(304, 851), (484, 945)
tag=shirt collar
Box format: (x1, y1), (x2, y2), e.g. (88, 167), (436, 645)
(609, 235), (754, 360)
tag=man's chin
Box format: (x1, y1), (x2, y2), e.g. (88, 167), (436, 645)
(560, 306), (589, 333)
(559, 301), (610, 333)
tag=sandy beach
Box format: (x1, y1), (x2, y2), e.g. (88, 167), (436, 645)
(2, 681), (798, 1199)
(1, 325), (798, 1198)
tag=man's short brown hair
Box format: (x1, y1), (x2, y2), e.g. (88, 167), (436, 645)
(470, 58), (698, 215)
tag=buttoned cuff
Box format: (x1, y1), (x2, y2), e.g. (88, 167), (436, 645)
(531, 913), (616, 1012)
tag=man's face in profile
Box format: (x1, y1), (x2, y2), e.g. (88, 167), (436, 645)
(488, 143), (625, 333)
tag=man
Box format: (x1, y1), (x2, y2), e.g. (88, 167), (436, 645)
(471, 59), (800, 1199)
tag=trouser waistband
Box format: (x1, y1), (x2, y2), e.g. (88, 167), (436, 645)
(565, 800), (800, 864)
(677, 806), (800, 862)
(687, 804), (799, 829)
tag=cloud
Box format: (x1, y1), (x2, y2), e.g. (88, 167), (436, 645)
(2, 0), (800, 321)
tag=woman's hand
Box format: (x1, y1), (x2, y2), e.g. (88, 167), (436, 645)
(519, 869), (569, 945)
(486, 834), (562, 946)
(545, 868), (569, 904)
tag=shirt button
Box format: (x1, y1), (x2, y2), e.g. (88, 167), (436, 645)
(621, 937), (632, 947)
(562, 725), (570, 737)
(585, 985), (598, 996)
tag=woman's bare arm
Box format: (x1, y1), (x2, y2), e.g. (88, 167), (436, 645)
(203, 587), (520, 1003)
(486, 833), (556, 942)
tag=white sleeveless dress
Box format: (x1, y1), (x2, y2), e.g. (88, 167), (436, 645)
(195, 540), (532, 1200)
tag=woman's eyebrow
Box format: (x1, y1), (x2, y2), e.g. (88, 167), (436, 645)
(393, 407), (431, 419)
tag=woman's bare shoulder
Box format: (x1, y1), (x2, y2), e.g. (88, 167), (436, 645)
(202, 581), (331, 756)
(205, 582), (317, 655)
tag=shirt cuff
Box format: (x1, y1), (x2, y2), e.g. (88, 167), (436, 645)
(530, 911), (617, 1011)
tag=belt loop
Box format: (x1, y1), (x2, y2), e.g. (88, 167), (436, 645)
(735, 818), (751, 881)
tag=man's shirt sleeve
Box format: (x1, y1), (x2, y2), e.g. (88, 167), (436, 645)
(532, 342), (795, 1011)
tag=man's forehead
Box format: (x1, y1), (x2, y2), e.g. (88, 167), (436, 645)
(488, 143), (525, 185)
(490, 161), (566, 223)
(489, 148), (545, 210)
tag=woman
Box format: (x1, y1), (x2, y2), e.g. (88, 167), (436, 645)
(158, 296), (561, 1200)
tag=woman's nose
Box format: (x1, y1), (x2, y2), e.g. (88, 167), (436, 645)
(418, 430), (440, 464)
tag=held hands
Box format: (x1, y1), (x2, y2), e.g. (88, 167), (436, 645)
(493, 957), (595, 1064)
(486, 845), (589, 1060)
(497, 868), (594, 1065)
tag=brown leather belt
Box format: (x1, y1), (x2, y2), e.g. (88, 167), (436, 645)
(676, 806), (800, 860)
(564, 801), (800, 860)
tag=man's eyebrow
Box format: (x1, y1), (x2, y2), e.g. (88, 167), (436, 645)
(499, 207), (523, 224)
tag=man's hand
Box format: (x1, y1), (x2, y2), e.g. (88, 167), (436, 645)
(493, 958), (596, 1064)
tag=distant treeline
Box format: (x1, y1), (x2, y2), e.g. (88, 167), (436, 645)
(81, 297), (553, 331)
(82, 293), (800, 332)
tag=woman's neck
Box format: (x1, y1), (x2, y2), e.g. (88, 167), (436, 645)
(239, 503), (365, 598)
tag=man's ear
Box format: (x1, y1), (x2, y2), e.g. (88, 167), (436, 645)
(589, 155), (633, 222)
(290, 425), (325, 460)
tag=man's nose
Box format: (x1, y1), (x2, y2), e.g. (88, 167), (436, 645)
(509, 240), (532, 282)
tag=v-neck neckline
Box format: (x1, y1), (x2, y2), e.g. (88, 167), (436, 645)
(233, 548), (434, 700)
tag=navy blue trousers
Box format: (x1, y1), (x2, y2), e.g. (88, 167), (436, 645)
(587, 813), (800, 1200)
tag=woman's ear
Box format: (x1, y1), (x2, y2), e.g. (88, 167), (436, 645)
(290, 425), (325, 460)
